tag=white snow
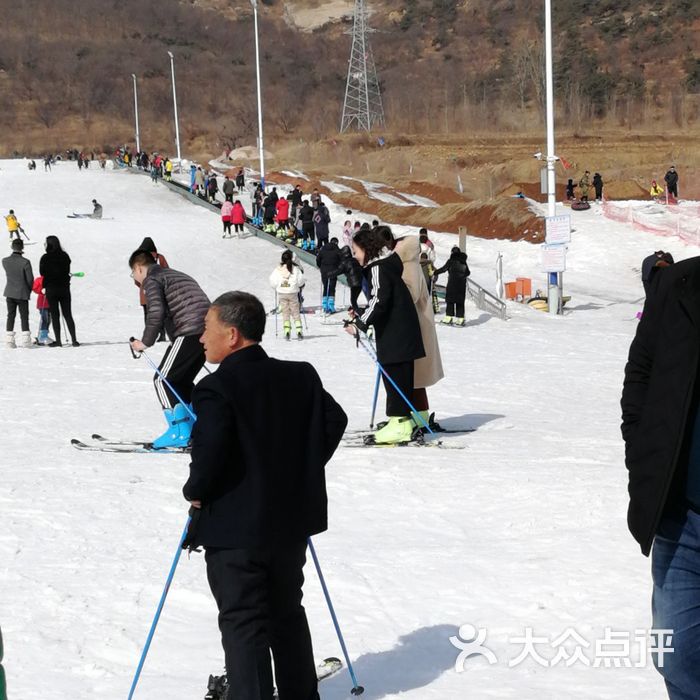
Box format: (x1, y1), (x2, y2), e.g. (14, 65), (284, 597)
(320, 180), (358, 194)
(1, 160), (693, 699)
(281, 169), (310, 181)
(396, 192), (439, 208)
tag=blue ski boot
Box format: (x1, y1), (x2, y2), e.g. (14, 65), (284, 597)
(152, 404), (193, 449)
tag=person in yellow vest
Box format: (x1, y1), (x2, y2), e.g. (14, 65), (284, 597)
(5, 210), (23, 241)
(164, 158), (173, 182)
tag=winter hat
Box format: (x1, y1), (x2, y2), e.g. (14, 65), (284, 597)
(139, 237), (157, 253)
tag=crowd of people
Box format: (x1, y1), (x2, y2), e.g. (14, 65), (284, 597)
(564, 166), (680, 204)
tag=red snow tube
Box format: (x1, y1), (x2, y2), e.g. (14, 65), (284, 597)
(571, 200), (591, 211)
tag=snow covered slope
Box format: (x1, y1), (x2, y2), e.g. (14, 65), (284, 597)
(1, 159), (693, 698)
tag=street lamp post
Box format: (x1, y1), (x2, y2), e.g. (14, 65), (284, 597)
(544, 0), (561, 315)
(250, 0), (266, 190)
(131, 74), (141, 154)
(167, 51), (182, 171)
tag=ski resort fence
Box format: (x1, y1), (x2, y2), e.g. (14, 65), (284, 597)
(602, 200), (700, 246)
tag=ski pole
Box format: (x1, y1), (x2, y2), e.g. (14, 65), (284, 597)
(129, 339), (197, 422)
(299, 292), (309, 331)
(307, 538), (364, 696)
(128, 515), (191, 700)
(355, 334), (434, 435)
(369, 367), (381, 429)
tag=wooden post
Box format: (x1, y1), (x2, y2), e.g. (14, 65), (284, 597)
(458, 226), (467, 253)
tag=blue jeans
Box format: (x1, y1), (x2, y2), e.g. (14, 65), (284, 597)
(652, 508), (700, 699)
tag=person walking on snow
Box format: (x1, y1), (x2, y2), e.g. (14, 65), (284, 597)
(3, 239), (34, 348)
(32, 275), (52, 345)
(328, 245), (364, 315)
(182, 291), (347, 700)
(316, 237), (342, 313)
(221, 200), (233, 238)
(235, 168), (245, 193)
(39, 236), (79, 347)
(434, 246), (470, 326)
(592, 173), (604, 201)
(231, 200), (246, 236)
(346, 227), (425, 444)
(222, 176), (235, 203)
(578, 171), (591, 202)
(129, 250), (210, 448)
(269, 250), (305, 340)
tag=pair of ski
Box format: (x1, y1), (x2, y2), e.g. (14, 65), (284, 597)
(205, 657), (343, 699)
(71, 434), (189, 454)
(341, 424), (473, 450)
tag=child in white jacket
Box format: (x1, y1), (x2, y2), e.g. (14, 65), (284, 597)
(269, 250), (305, 339)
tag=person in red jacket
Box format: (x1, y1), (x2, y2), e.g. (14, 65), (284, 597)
(230, 200), (246, 236)
(32, 275), (52, 345)
(275, 196), (290, 229)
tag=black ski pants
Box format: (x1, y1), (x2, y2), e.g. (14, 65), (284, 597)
(446, 301), (465, 318)
(45, 288), (77, 343)
(320, 273), (337, 298)
(5, 298), (29, 332)
(382, 360), (414, 417)
(154, 334), (205, 409)
(350, 286), (362, 314)
(205, 542), (319, 700)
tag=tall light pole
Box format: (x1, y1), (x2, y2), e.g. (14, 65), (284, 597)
(131, 73), (141, 154)
(251, 0), (265, 190)
(544, 0), (560, 315)
(167, 51), (182, 170)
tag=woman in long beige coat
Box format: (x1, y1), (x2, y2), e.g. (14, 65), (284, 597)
(390, 231), (444, 425)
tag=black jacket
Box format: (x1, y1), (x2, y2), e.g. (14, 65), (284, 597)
(316, 241), (342, 274)
(329, 248), (363, 288)
(39, 250), (71, 292)
(299, 203), (314, 226)
(435, 251), (470, 304)
(664, 170), (678, 188)
(291, 188), (303, 207)
(183, 345), (347, 549)
(354, 252), (425, 365)
(621, 257), (700, 555)
(141, 266), (210, 347)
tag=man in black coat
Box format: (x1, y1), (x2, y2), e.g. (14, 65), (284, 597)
(664, 166), (679, 199)
(183, 291), (347, 700)
(621, 257), (700, 698)
(316, 237), (342, 313)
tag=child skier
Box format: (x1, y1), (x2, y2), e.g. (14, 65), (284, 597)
(434, 246), (470, 326)
(32, 275), (52, 345)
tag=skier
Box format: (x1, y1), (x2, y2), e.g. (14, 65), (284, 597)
(269, 250), (305, 340)
(299, 200), (315, 250)
(39, 236), (79, 347)
(164, 158), (173, 182)
(3, 239), (34, 348)
(664, 166), (679, 199)
(182, 291), (347, 700)
(328, 245), (364, 314)
(346, 227), (425, 444)
(275, 195), (290, 229)
(91, 199), (103, 219)
(391, 230), (445, 429)
(44, 155), (52, 171)
(592, 172), (604, 201)
(434, 246), (470, 326)
(316, 237), (342, 313)
(231, 200), (246, 236)
(313, 199), (331, 250)
(5, 210), (23, 241)
(290, 184), (303, 220)
(263, 195), (276, 228)
(235, 168), (245, 193)
(134, 238), (169, 341)
(221, 200), (233, 238)
(222, 176), (235, 202)
(129, 250), (210, 448)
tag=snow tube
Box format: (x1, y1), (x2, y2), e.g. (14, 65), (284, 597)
(571, 200), (591, 211)
(527, 298), (548, 312)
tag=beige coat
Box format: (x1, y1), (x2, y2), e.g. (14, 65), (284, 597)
(394, 236), (444, 388)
